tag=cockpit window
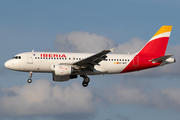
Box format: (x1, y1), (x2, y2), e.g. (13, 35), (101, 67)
(12, 56), (21, 59)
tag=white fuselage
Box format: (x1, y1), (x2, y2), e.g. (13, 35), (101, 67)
(5, 52), (135, 74)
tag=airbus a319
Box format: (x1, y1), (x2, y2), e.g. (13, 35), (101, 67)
(4, 26), (175, 87)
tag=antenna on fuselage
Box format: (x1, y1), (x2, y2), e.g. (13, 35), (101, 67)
(32, 50), (34, 52)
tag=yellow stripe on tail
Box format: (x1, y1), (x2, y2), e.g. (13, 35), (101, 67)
(153, 25), (172, 37)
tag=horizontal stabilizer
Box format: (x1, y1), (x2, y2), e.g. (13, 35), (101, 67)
(151, 55), (173, 63)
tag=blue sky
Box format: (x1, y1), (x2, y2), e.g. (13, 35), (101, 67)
(1, 0), (180, 120)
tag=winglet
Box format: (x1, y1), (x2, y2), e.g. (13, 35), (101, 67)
(109, 47), (115, 52)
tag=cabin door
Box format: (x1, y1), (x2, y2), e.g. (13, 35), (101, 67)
(133, 55), (139, 66)
(27, 53), (33, 64)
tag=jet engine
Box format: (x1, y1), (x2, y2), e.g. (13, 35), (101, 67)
(51, 64), (72, 76)
(51, 64), (78, 82)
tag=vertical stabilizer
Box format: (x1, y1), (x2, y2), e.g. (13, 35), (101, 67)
(137, 26), (172, 57)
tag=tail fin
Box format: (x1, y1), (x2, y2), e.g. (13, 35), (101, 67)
(137, 26), (172, 57)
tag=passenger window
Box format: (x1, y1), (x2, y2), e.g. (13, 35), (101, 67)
(65, 58), (67, 60)
(112, 59), (113, 61)
(114, 59), (116, 61)
(69, 58), (71, 60)
(73, 58), (75, 60)
(79, 58), (81, 60)
(122, 59), (124, 61)
(62, 58), (64, 60)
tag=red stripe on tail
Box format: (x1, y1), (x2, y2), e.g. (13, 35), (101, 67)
(138, 37), (169, 56)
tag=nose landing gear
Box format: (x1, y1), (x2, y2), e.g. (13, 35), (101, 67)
(27, 71), (33, 83)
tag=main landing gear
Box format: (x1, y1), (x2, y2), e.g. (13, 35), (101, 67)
(27, 71), (33, 83)
(81, 75), (90, 87)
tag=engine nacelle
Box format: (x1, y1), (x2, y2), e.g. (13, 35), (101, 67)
(51, 64), (78, 82)
(52, 65), (72, 76)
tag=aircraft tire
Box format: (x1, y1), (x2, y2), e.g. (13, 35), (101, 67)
(84, 77), (90, 83)
(27, 79), (32, 83)
(82, 81), (88, 87)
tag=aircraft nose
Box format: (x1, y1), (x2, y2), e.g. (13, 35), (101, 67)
(4, 61), (10, 68)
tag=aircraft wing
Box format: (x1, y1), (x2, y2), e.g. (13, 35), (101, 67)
(151, 55), (173, 63)
(73, 48), (115, 69)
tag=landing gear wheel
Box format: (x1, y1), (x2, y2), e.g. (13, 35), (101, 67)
(84, 77), (90, 83)
(82, 77), (90, 87)
(27, 79), (32, 83)
(82, 81), (88, 87)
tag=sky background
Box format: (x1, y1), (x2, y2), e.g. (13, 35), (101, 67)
(1, 0), (180, 120)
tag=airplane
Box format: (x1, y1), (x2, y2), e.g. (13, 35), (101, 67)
(4, 26), (175, 87)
